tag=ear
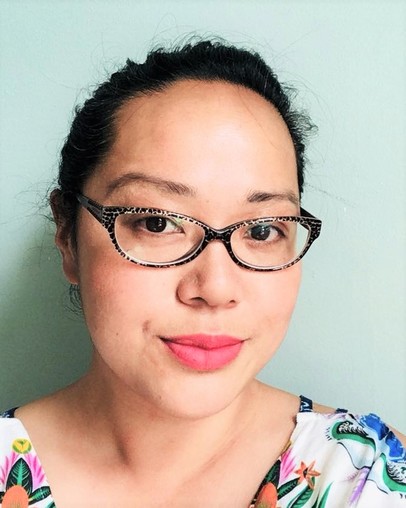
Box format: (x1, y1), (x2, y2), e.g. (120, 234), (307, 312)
(50, 189), (80, 285)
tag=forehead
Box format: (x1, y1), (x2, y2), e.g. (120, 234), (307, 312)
(88, 80), (298, 209)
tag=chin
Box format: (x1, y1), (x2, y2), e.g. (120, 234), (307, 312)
(137, 367), (255, 421)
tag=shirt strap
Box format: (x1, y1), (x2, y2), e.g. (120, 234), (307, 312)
(299, 395), (313, 412)
(0, 407), (18, 418)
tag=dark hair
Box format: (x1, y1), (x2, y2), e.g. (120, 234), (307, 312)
(53, 38), (314, 239)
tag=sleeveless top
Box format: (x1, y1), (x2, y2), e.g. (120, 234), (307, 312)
(0, 396), (405, 507)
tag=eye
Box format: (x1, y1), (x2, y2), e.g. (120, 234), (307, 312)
(131, 214), (184, 234)
(247, 223), (282, 242)
(145, 216), (172, 233)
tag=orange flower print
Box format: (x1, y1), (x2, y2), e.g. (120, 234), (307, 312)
(294, 460), (320, 490)
(2, 484), (29, 508)
(254, 482), (278, 508)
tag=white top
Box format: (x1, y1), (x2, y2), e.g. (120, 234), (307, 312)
(1, 397), (405, 507)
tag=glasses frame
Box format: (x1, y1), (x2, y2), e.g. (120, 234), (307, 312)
(76, 193), (322, 271)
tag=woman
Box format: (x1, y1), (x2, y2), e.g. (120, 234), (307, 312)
(1, 40), (405, 507)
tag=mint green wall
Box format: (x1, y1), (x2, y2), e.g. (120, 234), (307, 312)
(1, 1), (405, 429)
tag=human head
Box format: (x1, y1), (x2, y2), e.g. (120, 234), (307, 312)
(57, 79), (304, 418)
(52, 38), (314, 245)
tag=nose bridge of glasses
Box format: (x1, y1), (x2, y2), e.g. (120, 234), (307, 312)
(194, 225), (236, 267)
(204, 224), (233, 246)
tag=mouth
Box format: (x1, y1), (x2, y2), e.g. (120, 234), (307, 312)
(160, 334), (244, 371)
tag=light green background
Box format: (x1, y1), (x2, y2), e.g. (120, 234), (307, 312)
(1, 1), (405, 430)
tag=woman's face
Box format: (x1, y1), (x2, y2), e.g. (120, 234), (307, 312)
(61, 80), (301, 418)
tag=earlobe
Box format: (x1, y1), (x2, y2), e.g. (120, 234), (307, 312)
(50, 189), (80, 285)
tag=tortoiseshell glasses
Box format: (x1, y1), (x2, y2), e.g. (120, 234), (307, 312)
(77, 194), (322, 271)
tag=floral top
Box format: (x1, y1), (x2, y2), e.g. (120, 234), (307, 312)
(0, 396), (405, 507)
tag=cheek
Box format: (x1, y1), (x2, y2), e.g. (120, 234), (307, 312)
(251, 264), (301, 352)
(80, 259), (170, 328)
(256, 263), (301, 314)
(77, 255), (180, 387)
(75, 223), (173, 341)
(75, 215), (164, 323)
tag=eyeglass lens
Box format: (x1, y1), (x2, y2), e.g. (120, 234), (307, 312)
(115, 212), (310, 268)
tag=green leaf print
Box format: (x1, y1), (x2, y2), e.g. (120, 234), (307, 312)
(286, 483), (314, 508)
(314, 484), (332, 508)
(330, 421), (376, 449)
(277, 477), (299, 498)
(263, 460), (280, 486)
(5, 457), (33, 494)
(29, 486), (52, 503)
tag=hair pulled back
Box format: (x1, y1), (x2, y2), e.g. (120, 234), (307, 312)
(54, 39), (314, 238)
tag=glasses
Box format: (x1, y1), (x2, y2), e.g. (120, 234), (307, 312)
(76, 194), (322, 271)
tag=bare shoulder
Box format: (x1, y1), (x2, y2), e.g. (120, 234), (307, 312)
(14, 386), (77, 440)
(312, 401), (336, 413)
(15, 392), (61, 423)
(255, 385), (336, 418)
(255, 383), (302, 420)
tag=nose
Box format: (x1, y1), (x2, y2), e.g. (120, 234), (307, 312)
(176, 240), (242, 309)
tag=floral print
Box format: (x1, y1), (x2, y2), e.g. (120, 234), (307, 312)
(252, 399), (406, 507)
(294, 460), (321, 489)
(0, 431), (54, 508)
(1, 397), (405, 507)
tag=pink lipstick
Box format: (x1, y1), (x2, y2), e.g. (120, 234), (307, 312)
(161, 334), (243, 371)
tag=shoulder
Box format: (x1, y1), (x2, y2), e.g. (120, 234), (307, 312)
(255, 397), (406, 506)
(300, 394), (406, 449)
(315, 410), (405, 460)
(311, 399), (406, 449)
(267, 404), (406, 505)
(298, 399), (406, 462)
(296, 406), (406, 499)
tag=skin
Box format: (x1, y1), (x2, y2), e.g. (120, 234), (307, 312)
(16, 80), (405, 507)
(73, 79), (301, 421)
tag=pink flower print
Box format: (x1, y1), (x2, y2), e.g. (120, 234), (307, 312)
(279, 447), (296, 482)
(25, 453), (46, 490)
(0, 451), (18, 484)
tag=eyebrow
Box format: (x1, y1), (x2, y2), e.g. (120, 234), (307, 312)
(246, 190), (299, 206)
(105, 171), (196, 197)
(105, 170), (299, 206)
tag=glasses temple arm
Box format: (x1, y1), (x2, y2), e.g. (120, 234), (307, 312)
(300, 207), (318, 219)
(76, 194), (104, 223)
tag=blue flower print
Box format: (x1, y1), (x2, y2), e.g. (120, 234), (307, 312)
(360, 414), (388, 439)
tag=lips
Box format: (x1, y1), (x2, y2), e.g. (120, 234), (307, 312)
(161, 334), (244, 371)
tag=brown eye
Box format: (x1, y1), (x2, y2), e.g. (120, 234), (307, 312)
(248, 223), (281, 241)
(145, 216), (167, 232)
